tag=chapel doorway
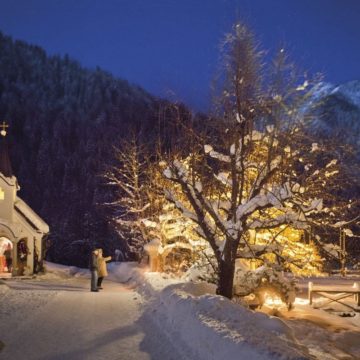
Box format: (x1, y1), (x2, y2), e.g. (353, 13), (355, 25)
(0, 237), (13, 277)
(17, 239), (28, 276)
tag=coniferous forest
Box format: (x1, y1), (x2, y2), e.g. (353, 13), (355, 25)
(0, 32), (194, 266)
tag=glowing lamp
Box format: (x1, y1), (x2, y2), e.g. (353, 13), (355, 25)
(0, 122), (9, 137)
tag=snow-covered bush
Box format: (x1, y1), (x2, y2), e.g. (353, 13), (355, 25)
(184, 246), (219, 284)
(233, 266), (297, 309)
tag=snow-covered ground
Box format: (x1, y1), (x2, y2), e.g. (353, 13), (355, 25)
(107, 264), (360, 359)
(136, 270), (360, 359)
(1, 262), (359, 359)
(0, 263), (186, 360)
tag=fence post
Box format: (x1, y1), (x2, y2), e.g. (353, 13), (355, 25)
(308, 281), (313, 305)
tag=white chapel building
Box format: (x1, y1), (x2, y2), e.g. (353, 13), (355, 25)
(0, 126), (49, 277)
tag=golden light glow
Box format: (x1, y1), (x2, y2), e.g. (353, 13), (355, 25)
(0, 188), (4, 200)
(263, 292), (283, 307)
(294, 297), (309, 305)
(205, 134), (324, 277)
(145, 160), (205, 273)
(160, 134), (324, 276)
(249, 227), (323, 276)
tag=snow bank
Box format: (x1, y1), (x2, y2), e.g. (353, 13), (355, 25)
(104, 264), (310, 359)
(107, 262), (146, 285)
(107, 262), (184, 299)
(111, 266), (311, 360)
(39, 262), (360, 359)
(43, 261), (148, 285)
(277, 301), (360, 332)
(145, 282), (309, 360)
(43, 261), (89, 279)
(269, 301), (360, 359)
(105, 266), (360, 359)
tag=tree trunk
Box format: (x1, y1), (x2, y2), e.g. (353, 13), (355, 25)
(217, 259), (235, 299)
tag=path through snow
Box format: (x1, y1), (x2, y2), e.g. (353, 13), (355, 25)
(2, 265), (360, 360)
(0, 277), (185, 360)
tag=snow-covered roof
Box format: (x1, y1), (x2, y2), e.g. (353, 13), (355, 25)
(14, 197), (49, 234)
(0, 173), (17, 187)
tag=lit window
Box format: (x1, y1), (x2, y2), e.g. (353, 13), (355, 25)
(0, 188), (4, 200)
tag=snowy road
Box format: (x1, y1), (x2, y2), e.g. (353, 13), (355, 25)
(0, 278), (183, 360)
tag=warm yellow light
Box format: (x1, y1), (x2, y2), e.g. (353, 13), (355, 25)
(263, 292), (283, 307)
(294, 298), (309, 305)
(0, 188), (4, 200)
(249, 226), (323, 276)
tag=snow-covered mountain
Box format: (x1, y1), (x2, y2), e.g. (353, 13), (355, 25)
(310, 80), (360, 150)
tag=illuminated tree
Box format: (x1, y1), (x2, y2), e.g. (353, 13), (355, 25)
(163, 24), (341, 301)
(105, 137), (204, 267)
(143, 159), (206, 273)
(104, 137), (152, 258)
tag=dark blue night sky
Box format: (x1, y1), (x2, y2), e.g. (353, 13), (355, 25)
(0, 0), (359, 111)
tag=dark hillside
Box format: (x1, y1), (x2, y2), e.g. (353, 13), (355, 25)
(0, 32), (172, 266)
